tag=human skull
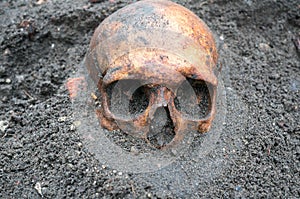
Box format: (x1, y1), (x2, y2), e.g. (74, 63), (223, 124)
(84, 0), (219, 148)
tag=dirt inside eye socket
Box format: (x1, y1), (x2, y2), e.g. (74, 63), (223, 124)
(129, 85), (150, 115)
(106, 79), (150, 119)
(174, 78), (212, 119)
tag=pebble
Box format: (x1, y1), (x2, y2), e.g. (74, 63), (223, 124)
(259, 43), (271, 52)
(244, 0), (252, 6)
(58, 116), (68, 122)
(269, 73), (280, 80)
(0, 120), (9, 132)
(70, 124), (76, 131)
(67, 163), (74, 169)
(15, 75), (24, 83)
(235, 185), (242, 191)
(73, 120), (81, 127)
(5, 78), (11, 84)
(0, 66), (5, 75)
(219, 34), (224, 41)
(118, 138), (126, 142)
(256, 83), (264, 90)
(130, 146), (139, 155)
(34, 182), (43, 197)
(3, 48), (11, 55)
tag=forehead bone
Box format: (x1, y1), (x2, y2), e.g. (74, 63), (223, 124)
(86, 0), (218, 86)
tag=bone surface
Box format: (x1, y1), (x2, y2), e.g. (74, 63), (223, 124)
(85, 0), (219, 148)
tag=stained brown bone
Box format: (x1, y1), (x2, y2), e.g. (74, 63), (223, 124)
(85, 0), (219, 148)
(86, 0), (218, 86)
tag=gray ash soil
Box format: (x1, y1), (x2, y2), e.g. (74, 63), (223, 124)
(0, 0), (299, 198)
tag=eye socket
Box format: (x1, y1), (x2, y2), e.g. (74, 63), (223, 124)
(129, 85), (150, 115)
(106, 79), (150, 118)
(174, 78), (212, 119)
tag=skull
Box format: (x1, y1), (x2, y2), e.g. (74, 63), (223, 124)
(84, 0), (219, 148)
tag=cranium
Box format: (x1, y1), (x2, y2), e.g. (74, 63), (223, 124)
(84, 0), (219, 148)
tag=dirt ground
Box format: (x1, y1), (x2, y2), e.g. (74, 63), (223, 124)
(0, 0), (299, 198)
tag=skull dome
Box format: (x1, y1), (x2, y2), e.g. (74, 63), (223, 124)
(84, 0), (219, 148)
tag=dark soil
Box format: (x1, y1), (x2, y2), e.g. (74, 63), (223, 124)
(0, 0), (299, 198)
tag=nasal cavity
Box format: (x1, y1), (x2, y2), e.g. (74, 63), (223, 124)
(147, 107), (175, 148)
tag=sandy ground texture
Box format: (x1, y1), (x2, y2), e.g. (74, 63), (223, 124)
(0, 0), (299, 198)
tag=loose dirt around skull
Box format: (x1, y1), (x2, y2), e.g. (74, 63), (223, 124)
(0, 0), (299, 198)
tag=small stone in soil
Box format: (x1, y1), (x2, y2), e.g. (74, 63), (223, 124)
(0, 120), (9, 132)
